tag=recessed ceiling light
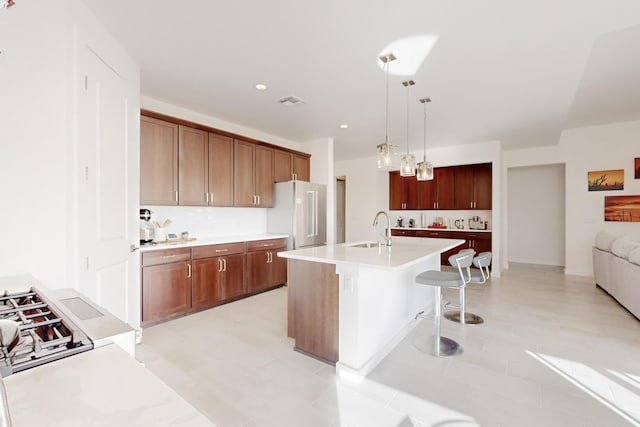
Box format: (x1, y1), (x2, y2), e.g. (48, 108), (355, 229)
(255, 83), (267, 91)
(340, 124), (349, 129)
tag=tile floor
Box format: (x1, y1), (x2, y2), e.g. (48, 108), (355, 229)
(136, 264), (640, 427)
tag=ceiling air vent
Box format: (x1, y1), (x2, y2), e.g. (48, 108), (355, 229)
(277, 96), (306, 107)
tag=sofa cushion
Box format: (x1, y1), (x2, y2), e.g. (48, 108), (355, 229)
(594, 231), (620, 251)
(629, 246), (640, 266)
(610, 237), (640, 259)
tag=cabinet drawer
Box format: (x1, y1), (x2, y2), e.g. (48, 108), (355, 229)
(391, 229), (417, 237)
(192, 242), (246, 259)
(142, 248), (191, 266)
(464, 232), (491, 240)
(416, 230), (446, 238)
(246, 238), (287, 252)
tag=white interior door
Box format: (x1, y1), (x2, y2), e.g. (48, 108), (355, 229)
(77, 45), (140, 328)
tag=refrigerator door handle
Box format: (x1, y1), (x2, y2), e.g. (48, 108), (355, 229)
(307, 190), (315, 237)
(313, 190), (319, 237)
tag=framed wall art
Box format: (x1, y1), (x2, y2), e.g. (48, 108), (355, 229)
(635, 158), (640, 179)
(588, 169), (624, 191)
(605, 195), (640, 222)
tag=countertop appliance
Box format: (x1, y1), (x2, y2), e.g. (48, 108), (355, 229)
(267, 181), (326, 249)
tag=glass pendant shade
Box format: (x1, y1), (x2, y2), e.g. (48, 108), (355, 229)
(416, 96), (433, 181)
(400, 153), (416, 177)
(376, 53), (397, 170)
(416, 160), (434, 181)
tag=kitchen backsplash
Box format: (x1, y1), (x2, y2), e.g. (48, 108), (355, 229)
(142, 206), (267, 238)
(388, 209), (492, 229)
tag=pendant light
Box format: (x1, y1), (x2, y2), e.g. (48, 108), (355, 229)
(416, 97), (434, 181)
(399, 80), (416, 176)
(376, 53), (398, 169)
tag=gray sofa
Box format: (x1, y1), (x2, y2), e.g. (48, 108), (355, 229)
(593, 231), (640, 320)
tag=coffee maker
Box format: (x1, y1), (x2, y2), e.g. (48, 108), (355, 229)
(139, 209), (154, 244)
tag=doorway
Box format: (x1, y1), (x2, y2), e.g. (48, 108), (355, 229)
(507, 164), (565, 267)
(336, 177), (346, 243)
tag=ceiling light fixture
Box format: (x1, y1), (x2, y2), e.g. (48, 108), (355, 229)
(399, 80), (416, 177)
(416, 97), (434, 181)
(376, 53), (398, 170)
(340, 124), (349, 129)
(255, 83), (267, 91)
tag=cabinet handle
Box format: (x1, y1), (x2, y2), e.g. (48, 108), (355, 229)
(215, 248), (228, 253)
(223, 258), (227, 271)
(257, 195), (261, 206)
(175, 191), (179, 203)
(187, 264), (192, 278)
(160, 254), (177, 259)
(210, 192), (214, 204)
(262, 243), (274, 247)
(206, 192), (209, 203)
(218, 259), (223, 272)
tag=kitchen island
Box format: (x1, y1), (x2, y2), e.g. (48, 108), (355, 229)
(279, 236), (464, 379)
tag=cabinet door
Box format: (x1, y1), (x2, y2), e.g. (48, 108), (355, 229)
(417, 177), (437, 210)
(233, 140), (255, 207)
(140, 116), (178, 205)
(222, 254), (246, 300)
(274, 150), (293, 182)
(293, 155), (310, 181)
(255, 145), (274, 207)
(191, 258), (223, 311)
(473, 163), (492, 209)
(178, 126), (208, 206)
(142, 261), (191, 324)
(209, 133), (234, 206)
(453, 165), (474, 209)
(247, 250), (270, 293)
(435, 167), (455, 210)
(271, 251), (287, 286)
(389, 171), (404, 210)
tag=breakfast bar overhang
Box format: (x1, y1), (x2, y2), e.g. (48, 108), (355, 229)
(279, 236), (464, 379)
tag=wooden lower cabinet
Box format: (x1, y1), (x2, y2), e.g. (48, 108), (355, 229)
(142, 260), (192, 324)
(246, 238), (287, 293)
(416, 230), (492, 266)
(142, 239), (285, 325)
(191, 258), (223, 311)
(391, 228), (417, 237)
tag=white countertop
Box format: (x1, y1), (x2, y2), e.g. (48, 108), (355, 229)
(3, 345), (215, 427)
(392, 227), (492, 233)
(140, 233), (288, 252)
(278, 236), (465, 271)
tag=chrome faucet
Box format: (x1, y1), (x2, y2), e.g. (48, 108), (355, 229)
(372, 211), (392, 246)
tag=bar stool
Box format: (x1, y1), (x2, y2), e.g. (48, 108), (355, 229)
(414, 251), (474, 357)
(469, 251), (492, 284)
(443, 250), (484, 325)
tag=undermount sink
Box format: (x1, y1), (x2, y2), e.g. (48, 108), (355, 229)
(347, 241), (381, 248)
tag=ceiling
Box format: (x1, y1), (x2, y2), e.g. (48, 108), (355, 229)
(81, 0), (640, 162)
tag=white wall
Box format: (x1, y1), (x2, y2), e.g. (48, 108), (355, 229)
(503, 119), (640, 277)
(507, 164), (565, 266)
(562, 120), (640, 276)
(0, 0), (138, 289)
(335, 140), (503, 276)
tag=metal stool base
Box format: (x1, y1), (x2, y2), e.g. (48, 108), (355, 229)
(443, 311), (484, 324)
(414, 335), (463, 357)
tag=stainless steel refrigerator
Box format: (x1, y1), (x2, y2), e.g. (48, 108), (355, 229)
(267, 181), (326, 249)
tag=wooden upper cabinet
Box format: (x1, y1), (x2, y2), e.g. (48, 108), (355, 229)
(255, 145), (274, 207)
(453, 163), (492, 209)
(178, 126), (209, 206)
(389, 171), (418, 210)
(473, 163), (492, 209)
(140, 116), (178, 205)
(233, 140), (255, 207)
(435, 167), (455, 210)
(274, 150), (293, 182)
(293, 154), (310, 181)
(233, 140), (274, 207)
(208, 133), (234, 206)
(274, 150), (311, 182)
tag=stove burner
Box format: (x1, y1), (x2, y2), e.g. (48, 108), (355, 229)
(0, 288), (93, 377)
